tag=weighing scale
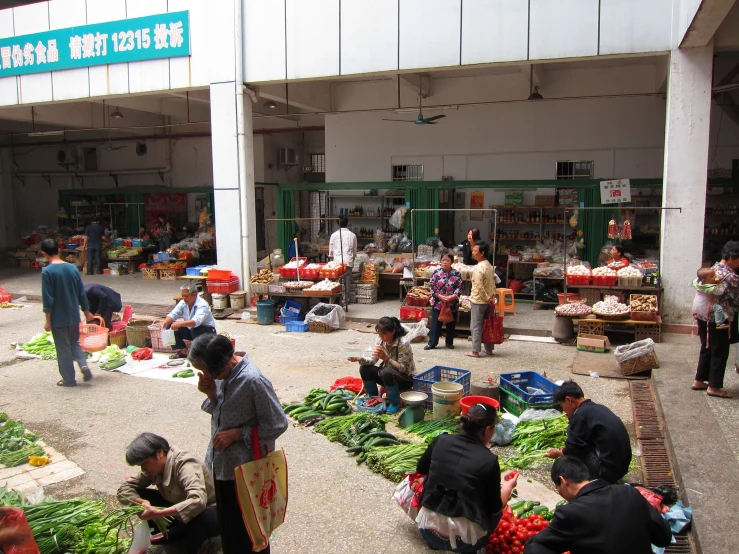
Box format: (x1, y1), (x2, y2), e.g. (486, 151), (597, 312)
(398, 391), (428, 428)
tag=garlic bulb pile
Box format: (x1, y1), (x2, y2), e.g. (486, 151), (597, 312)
(306, 279), (341, 291)
(617, 266), (643, 277)
(592, 297), (630, 315)
(324, 261), (344, 270)
(555, 302), (592, 317)
(566, 265), (591, 275)
(592, 267), (617, 276)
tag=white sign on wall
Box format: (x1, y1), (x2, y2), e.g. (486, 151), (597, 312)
(600, 179), (631, 205)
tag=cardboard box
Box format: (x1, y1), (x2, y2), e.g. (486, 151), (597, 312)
(576, 334), (611, 353)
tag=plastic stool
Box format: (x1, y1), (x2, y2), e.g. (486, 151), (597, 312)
(496, 288), (516, 316)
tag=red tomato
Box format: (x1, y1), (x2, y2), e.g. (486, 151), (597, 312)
(501, 522), (510, 531)
(511, 547), (520, 554)
(533, 518), (543, 527)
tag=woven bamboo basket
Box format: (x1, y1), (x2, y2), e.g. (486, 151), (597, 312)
(126, 320), (152, 348)
(619, 351), (659, 375)
(108, 329), (127, 349)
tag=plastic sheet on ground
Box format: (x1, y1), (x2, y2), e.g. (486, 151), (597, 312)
(99, 352), (199, 385)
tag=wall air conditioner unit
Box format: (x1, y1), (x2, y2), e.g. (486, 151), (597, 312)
(278, 148), (297, 167)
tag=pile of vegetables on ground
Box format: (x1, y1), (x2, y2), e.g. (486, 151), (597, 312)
(282, 388), (355, 425)
(486, 499), (571, 554)
(90, 345), (127, 371)
(500, 416), (568, 470)
(0, 487), (173, 554)
(17, 332), (57, 360)
(0, 412), (48, 468)
(283, 390), (462, 483)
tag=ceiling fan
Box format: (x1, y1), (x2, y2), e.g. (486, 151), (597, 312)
(383, 78), (445, 126)
(103, 130), (127, 151)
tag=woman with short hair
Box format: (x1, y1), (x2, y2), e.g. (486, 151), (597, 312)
(117, 432), (219, 552)
(190, 334), (288, 554)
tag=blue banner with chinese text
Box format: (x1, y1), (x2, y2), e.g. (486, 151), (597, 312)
(0, 11), (190, 77)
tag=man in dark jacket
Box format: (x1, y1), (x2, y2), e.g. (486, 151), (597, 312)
(525, 457), (672, 554)
(84, 217), (105, 275)
(84, 284), (123, 329)
(545, 380), (631, 483)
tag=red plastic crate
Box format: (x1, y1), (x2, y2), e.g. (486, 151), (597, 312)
(279, 258), (307, 279)
(319, 265), (346, 279)
(592, 275), (617, 286)
(301, 264), (324, 279)
(207, 268), (233, 281)
(566, 274), (591, 286)
(207, 277), (240, 294)
(400, 306), (427, 322)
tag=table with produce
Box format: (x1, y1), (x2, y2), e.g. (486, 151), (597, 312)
(263, 259), (346, 304)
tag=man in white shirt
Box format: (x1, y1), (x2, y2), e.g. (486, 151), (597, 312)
(162, 283), (217, 359)
(328, 216), (358, 303)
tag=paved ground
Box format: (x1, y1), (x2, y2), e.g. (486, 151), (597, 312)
(1, 268), (738, 553)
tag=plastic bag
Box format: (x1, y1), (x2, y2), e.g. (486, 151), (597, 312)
(389, 207), (406, 230)
(127, 521), (151, 554)
(398, 234), (414, 253)
(492, 418), (517, 446)
(614, 339), (655, 363)
(401, 318), (430, 343)
(518, 408), (563, 422)
(393, 472), (425, 521)
(305, 303), (346, 330)
(438, 302), (454, 323)
(0, 508), (39, 554)
(161, 328), (176, 347)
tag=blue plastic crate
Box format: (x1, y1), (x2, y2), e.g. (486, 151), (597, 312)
(279, 314), (299, 325)
(186, 265), (206, 276)
(285, 321), (309, 332)
(499, 371), (557, 407)
(282, 299), (302, 316)
(113, 239), (123, 247)
(413, 366), (471, 409)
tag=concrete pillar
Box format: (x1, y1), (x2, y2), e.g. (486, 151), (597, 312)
(661, 42), (713, 324)
(208, 0), (256, 292)
(210, 84), (258, 288)
(0, 148), (17, 250)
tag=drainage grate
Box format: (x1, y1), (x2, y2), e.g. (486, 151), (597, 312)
(631, 380), (665, 440)
(630, 381), (694, 554)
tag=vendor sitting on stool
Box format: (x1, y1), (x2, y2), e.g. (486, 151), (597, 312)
(162, 283), (216, 359)
(355, 316), (416, 414)
(84, 284), (122, 330)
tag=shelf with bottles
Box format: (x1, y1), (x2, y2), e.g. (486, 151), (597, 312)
(705, 205), (738, 216)
(495, 207), (566, 225)
(495, 231), (566, 241)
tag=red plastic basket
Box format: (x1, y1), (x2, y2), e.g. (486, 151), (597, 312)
(79, 316), (109, 352)
(566, 274), (591, 286)
(301, 264), (324, 279)
(207, 268), (233, 280)
(400, 306), (427, 322)
(592, 275), (617, 286)
(319, 265), (346, 280)
(207, 277), (240, 294)
(406, 295), (430, 307)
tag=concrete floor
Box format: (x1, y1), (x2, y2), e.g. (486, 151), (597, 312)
(1, 267), (738, 553)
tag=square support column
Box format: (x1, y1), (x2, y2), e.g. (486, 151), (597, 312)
(661, 43), (713, 323)
(210, 82), (257, 289)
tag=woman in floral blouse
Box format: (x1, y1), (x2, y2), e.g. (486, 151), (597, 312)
(425, 253), (464, 350)
(692, 241), (739, 398)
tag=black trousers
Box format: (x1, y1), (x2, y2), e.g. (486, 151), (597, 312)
(427, 307), (457, 347)
(215, 479), (267, 554)
(359, 364), (413, 391)
(173, 325), (217, 350)
(136, 488), (219, 554)
(578, 449), (626, 485)
(695, 319), (731, 389)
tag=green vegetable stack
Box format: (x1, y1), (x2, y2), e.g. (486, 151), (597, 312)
(20, 332), (56, 359)
(501, 416), (568, 470)
(0, 413), (47, 467)
(402, 416), (459, 443)
(365, 443), (429, 482)
(97, 345), (127, 370)
(173, 369), (195, 378)
(283, 388), (355, 424)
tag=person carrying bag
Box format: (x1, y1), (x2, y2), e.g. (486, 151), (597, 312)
(483, 301), (504, 346)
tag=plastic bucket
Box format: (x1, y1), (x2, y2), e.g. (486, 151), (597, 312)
(431, 381), (464, 419)
(460, 395), (500, 415)
(557, 293), (580, 305)
(229, 292), (246, 310)
(256, 300), (275, 325)
(212, 293), (229, 309)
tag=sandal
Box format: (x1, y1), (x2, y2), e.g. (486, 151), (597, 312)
(57, 380), (77, 387)
(707, 389), (734, 398)
(81, 367), (93, 382)
(169, 351), (188, 360)
(691, 384), (708, 391)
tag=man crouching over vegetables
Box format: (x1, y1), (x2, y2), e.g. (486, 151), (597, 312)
(161, 282), (217, 359)
(117, 432), (219, 553)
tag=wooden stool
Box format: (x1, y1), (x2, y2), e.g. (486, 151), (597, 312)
(496, 288), (516, 316)
(173, 295), (182, 307)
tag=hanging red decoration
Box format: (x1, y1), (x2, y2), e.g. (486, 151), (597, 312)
(621, 220), (632, 240)
(607, 219), (620, 239)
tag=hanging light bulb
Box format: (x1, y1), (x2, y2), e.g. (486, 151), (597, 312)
(263, 100), (277, 109)
(110, 107), (124, 119)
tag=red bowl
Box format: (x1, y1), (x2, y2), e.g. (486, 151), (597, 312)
(460, 395), (500, 414)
